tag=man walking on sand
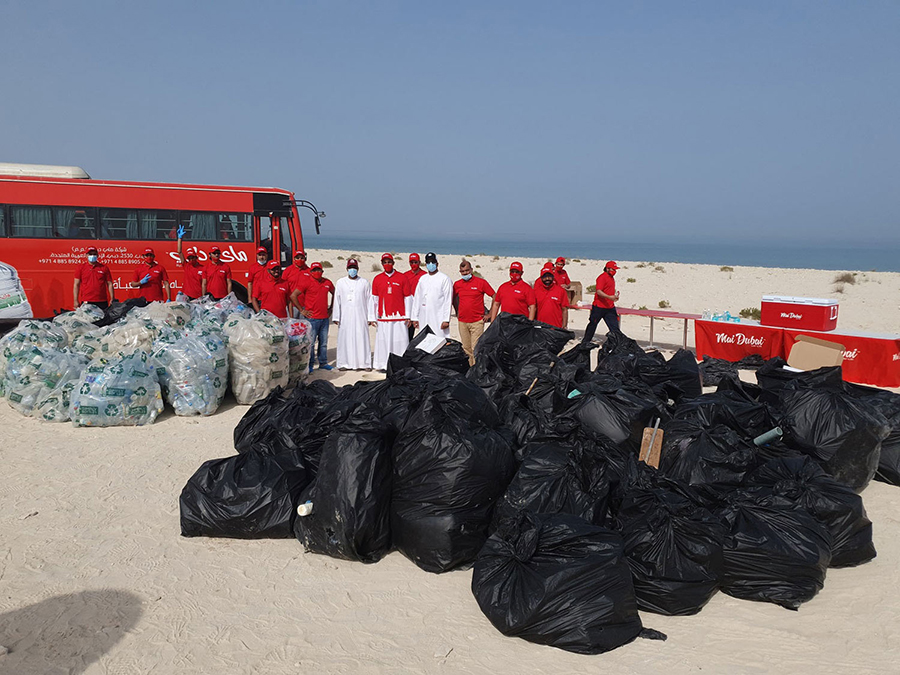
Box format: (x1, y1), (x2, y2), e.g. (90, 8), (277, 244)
(371, 253), (412, 370)
(582, 260), (621, 343)
(411, 252), (453, 339)
(453, 258), (494, 366)
(490, 261), (536, 321)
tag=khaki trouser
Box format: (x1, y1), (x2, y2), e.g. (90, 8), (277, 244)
(458, 320), (485, 366)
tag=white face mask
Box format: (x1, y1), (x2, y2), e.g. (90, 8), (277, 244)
(257, 257), (267, 264)
(461, 273), (472, 281)
(87, 255), (98, 263)
(348, 268), (358, 278)
(426, 262), (437, 273)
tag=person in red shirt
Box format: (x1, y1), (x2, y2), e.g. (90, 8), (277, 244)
(202, 246), (233, 300)
(371, 253), (413, 371)
(582, 260), (621, 343)
(176, 245), (205, 300)
(490, 261), (536, 322)
(452, 258), (495, 366)
(251, 261), (292, 318)
(129, 247), (170, 302)
(246, 246), (269, 302)
(73, 247), (114, 309)
(283, 250), (312, 313)
(404, 253), (426, 341)
(553, 257), (572, 290)
(291, 262), (335, 371)
(534, 265), (570, 328)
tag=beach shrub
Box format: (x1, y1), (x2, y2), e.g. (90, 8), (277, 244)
(492, 256), (500, 262)
(639, 305), (648, 311)
(337, 256), (344, 260)
(371, 263), (381, 272)
(658, 300), (671, 309)
(654, 265), (666, 272)
(587, 284), (596, 293)
(626, 278), (636, 283)
(834, 272), (856, 285)
(572, 258), (581, 262)
(739, 307), (761, 321)
(636, 262), (648, 269)
(474, 270), (484, 278)
(833, 284), (845, 294)
(720, 266), (734, 272)
(321, 261), (333, 268)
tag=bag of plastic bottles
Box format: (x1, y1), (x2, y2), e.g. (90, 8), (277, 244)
(194, 292), (252, 326)
(97, 317), (159, 359)
(223, 311), (289, 404)
(0, 321), (70, 397)
(131, 300), (192, 329)
(152, 330), (228, 416)
(53, 305), (105, 343)
(284, 317), (313, 387)
(70, 350), (164, 427)
(4, 346), (88, 419)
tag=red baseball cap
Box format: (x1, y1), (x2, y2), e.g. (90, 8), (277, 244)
(294, 250), (307, 259)
(555, 257), (566, 264)
(310, 262), (324, 271)
(347, 258), (359, 268)
(409, 253), (420, 262)
(267, 260), (281, 270)
(509, 261), (524, 273)
(541, 263), (555, 274)
(381, 253), (394, 262)
(605, 261), (619, 270)
(209, 246), (221, 254)
(143, 247), (155, 256)
(256, 246), (267, 255)
(86, 247), (98, 255)
(186, 246), (199, 257)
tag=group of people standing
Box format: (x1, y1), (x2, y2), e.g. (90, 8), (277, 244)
(74, 239), (624, 374)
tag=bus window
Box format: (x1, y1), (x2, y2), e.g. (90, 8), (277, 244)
(100, 209), (139, 238)
(139, 210), (178, 240)
(278, 216), (293, 264)
(0, 206), (6, 236)
(54, 207), (97, 238)
(217, 213), (252, 242)
(258, 215), (273, 259)
(11, 206), (53, 237)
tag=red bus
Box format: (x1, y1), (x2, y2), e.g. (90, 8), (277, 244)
(0, 163), (312, 321)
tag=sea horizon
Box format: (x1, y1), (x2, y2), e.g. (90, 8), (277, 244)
(304, 234), (900, 273)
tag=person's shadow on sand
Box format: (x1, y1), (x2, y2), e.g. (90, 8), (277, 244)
(0, 589), (142, 674)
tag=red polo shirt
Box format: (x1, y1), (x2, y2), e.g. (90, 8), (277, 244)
(181, 262), (205, 298)
(453, 277), (495, 323)
(132, 262), (169, 302)
(75, 262), (112, 303)
(554, 268), (571, 286)
(301, 277), (335, 319)
(254, 275), (293, 318)
(405, 268), (426, 294)
(593, 272), (616, 309)
(247, 261), (268, 288)
(534, 282), (570, 328)
(283, 263), (312, 304)
(203, 261), (233, 299)
(494, 280), (536, 317)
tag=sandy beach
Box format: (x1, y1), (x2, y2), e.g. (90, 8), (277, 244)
(2, 250), (899, 674)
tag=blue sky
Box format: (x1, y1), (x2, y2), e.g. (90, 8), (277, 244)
(1, 1), (897, 246)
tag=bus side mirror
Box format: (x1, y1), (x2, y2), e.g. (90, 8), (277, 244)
(314, 215), (322, 235)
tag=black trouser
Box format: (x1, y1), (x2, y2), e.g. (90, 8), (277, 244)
(87, 301), (109, 310)
(582, 305), (620, 343)
(408, 324), (416, 342)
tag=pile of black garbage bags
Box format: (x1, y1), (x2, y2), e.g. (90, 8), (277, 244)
(179, 314), (900, 655)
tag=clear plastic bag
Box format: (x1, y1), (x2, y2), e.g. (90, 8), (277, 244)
(131, 300), (192, 329)
(0, 321), (70, 396)
(284, 317), (313, 387)
(97, 317), (159, 359)
(223, 311), (289, 404)
(70, 350), (164, 427)
(153, 330), (229, 416)
(4, 346), (88, 418)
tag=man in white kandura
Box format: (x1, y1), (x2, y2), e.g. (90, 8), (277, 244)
(371, 253), (412, 371)
(411, 251), (453, 339)
(332, 258), (373, 370)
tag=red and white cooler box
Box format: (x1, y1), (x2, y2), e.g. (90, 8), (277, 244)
(760, 295), (839, 332)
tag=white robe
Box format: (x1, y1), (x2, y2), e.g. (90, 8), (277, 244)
(410, 271), (453, 339)
(332, 276), (372, 369)
(371, 281), (412, 371)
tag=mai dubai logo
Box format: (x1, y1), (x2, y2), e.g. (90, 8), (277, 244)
(715, 332), (765, 347)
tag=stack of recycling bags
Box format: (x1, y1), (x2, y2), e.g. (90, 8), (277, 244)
(284, 317), (313, 387)
(223, 310), (289, 404)
(0, 320), (70, 397)
(152, 327), (229, 416)
(70, 349), (163, 427)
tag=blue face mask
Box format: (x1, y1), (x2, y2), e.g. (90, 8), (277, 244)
(87, 255), (98, 263)
(348, 268), (358, 278)
(426, 262), (437, 273)
(461, 273), (472, 281)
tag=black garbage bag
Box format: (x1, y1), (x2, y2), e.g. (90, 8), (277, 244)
(290, 399), (366, 477)
(476, 313), (574, 364)
(497, 393), (578, 457)
(658, 420), (756, 490)
(617, 480), (726, 616)
(718, 490), (832, 610)
(472, 512), (664, 654)
(391, 398), (516, 573)
(745, 456), (875, 568)
(387, 325), (470, 376)
(293, 407), (393, 563)
(467, 350), (514, 400)
(569, 387), (661, 450)
(665, 349), (703, 400)
(179, 450), (309, 539)
(756, 360), (843, 398)
(233, 386), (290, 453)
(558, 341), (596, 373)
(699, 356), (739, 387)
(492, 442), (612, 530)
(779, 386), (889, 491)
(94, 297), (149, 327)
(844, 383), (900, 486)
(673, 389), (777, 441)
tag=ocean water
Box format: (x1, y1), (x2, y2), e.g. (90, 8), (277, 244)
(306, 235), (900, 273)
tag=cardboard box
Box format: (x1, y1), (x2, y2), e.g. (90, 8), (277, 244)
(761, 295), (839, 331)
(568, 280), (583, 305)
(787, 334), (845, 371)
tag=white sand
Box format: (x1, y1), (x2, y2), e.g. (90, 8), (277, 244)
(2, 251), (899, 673)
